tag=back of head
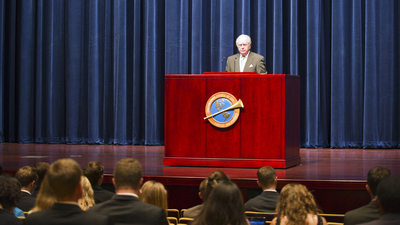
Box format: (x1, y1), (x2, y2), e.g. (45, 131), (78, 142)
(139, 180), (168, 213)
(196, 181), (247, 225)
(15, 166), (38, 188)
(257, 166), (276, 189)
(0, 175), (21, 212)
(34, 162), (50, 187)
(83, 161), (104, 185)
(31, 175), (57, 213)
(276, 183), (321, 224)
(113, 158), (143, 190)
(376, 176), (400, 214)
(47, 158), (82, 199)
(367, 166), (391, 196)
(199, 179), (208, 201)
(203, 170), (230, 202)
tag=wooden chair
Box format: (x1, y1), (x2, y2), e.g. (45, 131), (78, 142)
(168, 209), (181, 219)
(179, 217), (194, 225)
(319, 213), (345, 223)
(245, 211), (276, 222)
(168, 217), (178, 225)
(327, 223), (343, 225)
(17, 217), (26, 220)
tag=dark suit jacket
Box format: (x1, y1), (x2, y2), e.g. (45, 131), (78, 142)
(225, 51), (267, 74)
(24, 202), (112, 225)
(244, 190), (280, 212)
(15, 191), (36, 212)
(93, 185), (115, 204)
(359, 213), (400, 225)
(0, 209), (23, 225)
(344, 200), (380, 225)
(89, 194), (169, 225)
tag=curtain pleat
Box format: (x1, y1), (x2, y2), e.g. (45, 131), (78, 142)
(0, 0), (399, 148)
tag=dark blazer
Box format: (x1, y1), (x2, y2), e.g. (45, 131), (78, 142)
(244, 191), (280, 212)
(24, 202), (112, 225)
(344, 200), (380, 225)
(15, 191), (36, 212)
(90, 194), (169, 225)
(0, 209), (23, 225)
(92, 185), (115, 204)
(225, 51), (267, 74)
(359, 213), (400, 225)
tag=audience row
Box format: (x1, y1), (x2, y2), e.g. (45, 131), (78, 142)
(0, 159), (399, 225)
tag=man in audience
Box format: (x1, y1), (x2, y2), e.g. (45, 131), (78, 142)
(90, 158), (169, 225)
(184, 179), (207, 218)
(15, 166), (37, 211)
(344, 166), (391, 225)
(244, 166), (279, 212)
(24, 158), (112, 225)
(0, 175), (23, 225)
(359, 176), (400, 225)
(83, 161), (114, 204)
(32, 162), (50, 197)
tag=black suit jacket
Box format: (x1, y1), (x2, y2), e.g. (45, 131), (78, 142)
(24, 202), (112, 225)
(244, 191), (280, 212)
(90, 194), (169, 225)
(15, 191), (36, 212)
(93, 185), (115, 204)
(0, 209), (23, 225)
(344, 200), (380, 225)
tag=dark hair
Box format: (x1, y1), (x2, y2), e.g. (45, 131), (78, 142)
(47, 158), (82, 199)
(376, 176), (400, 214)
(367, 166), (391, 196)
(193, 181), (247, 225)
(34, 162), (50, 187)
(202, 170), (230, 202)
(0, 175), (22, 211)
(113, 158), (143, 190)
(15, 166), (38, 187)
(83, 161), (104, 185)
(257, 166), (276, 188)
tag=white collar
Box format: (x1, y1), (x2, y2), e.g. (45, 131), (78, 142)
(117, 193), (139, 198)
(21, 190), (31, 195)
(263, 189), (277, 192)
(240, 51), (250, 59)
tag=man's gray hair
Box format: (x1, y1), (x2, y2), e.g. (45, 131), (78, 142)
(236, 34), (252, 46)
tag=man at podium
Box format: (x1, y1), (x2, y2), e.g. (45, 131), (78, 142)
(225, 34), (268, 74)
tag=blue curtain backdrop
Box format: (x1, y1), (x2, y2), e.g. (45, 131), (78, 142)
(1, 0), (399, 148)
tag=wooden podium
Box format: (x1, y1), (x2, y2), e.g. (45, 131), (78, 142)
(164, 72), (300, 168)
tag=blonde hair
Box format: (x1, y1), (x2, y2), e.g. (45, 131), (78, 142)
(30, 175), (57, 213)
(275, 183), (322, 225)
(78, 175), (95, 211)
(139, 180), (168, 214)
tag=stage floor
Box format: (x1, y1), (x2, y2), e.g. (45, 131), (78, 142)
(1, 143), (399, 213)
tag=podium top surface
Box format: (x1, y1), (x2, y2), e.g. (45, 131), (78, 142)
(165, 72), (299, 78)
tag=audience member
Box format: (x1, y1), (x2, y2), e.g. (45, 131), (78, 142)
(15, 166), (37, 211)
(0, 175), (23, 225)
(359, 176), (400, 225)
(78, 175), (95, 211)
(140, 180), (168, 215)
(5, 176), (25, 217)
(344, 166), (391, 225)
(83, 161), (114, 204)
(244, 166), (279, 212)
(271, 183), (327, 225)
(24, 158), (112, 225)
(32, 162), (50, 197)
(202, 170), (230, 201)
(90, 158), (169, 225)
(184, 179), (207, 218)
(191, 181), (249, 225)
(29, 175), (56, 213)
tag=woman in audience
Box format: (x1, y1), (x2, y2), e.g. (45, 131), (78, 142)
(139, 180), (168, 215)
(29, 175), (56, 213)
(78, 175), (95, 211)
(191, 180), (249, 225)
(203, 170), (230, 200)
(271, 183), (327, 225)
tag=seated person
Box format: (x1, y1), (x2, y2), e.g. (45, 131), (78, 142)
(244, 166), (279, 212)
(0, 175), (23, 225)
(15, 166), (37, 211)
(32, 162), (49, 197)
(83, 161), (114, 204)
(184, 179), (207, 218)
(78, 176), (95, 211)
(139, 180), (168, 215)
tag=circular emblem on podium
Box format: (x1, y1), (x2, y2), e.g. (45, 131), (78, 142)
(204, 92), (244, 128)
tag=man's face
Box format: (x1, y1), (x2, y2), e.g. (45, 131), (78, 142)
(237, 37), (251, 57)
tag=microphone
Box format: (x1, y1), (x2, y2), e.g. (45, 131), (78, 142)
(221, 57), (226, 73)
(234, 57), (237, 74)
